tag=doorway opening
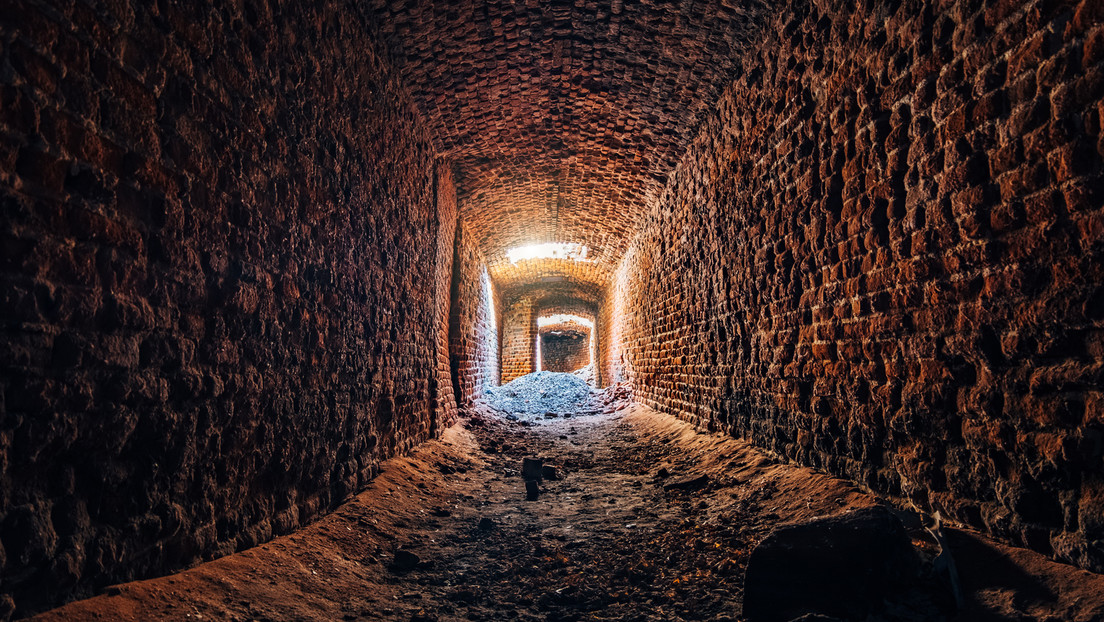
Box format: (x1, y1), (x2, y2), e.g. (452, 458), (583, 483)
(536, 313), (594, 383)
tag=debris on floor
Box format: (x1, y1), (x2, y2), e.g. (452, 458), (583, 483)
(481, 371), (595, 417)
(479, 371), (630, 423)
(521, 457), (544, 480)
(29, 403), (1104, 622)
(571, 363), (595, 385)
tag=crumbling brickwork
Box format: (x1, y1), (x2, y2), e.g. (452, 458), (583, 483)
(605, 0), (1104, 572)
(369, 0), (769, 288)
(0, 0), (477, 614)
(540, 327), (591, 373)
(449, 221), (499, 407)
(431, 166), (459, 433)
(500, 294), (536, 383)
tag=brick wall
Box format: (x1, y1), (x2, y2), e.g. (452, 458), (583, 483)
(540, 328), (591, 373)
(539, 303), (598, 378)
(605, 0), (1104, 572)
(431, 166), (459, 432)
(0, 0), (468, 614)
(500, 293), (536, 383)
(500, 287), (599, 384)
(449, 220), (499, 406)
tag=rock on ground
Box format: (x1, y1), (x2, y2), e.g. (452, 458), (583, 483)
(742, 506), (931, 621)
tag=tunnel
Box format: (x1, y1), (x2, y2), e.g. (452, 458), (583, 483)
(1, 0), (1104, 620)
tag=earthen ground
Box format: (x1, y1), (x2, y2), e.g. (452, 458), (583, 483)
(30, 404), (1104, 622)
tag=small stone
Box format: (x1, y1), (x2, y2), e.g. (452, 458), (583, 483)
(657, 467), (670, 478)
(521, 457), (544, 480)
(393, 550), (420, 572)
(431, 507), (451, 517)
(544, 412), (557, 418)
(541, 465), (559, 480)
(477, 517), (495, 530)
(525, 479), (541, 501)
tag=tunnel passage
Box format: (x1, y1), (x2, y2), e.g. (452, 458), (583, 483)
(539, 329), (588, 372)
(499, 282), (601, 384)
(537, 315), (593, 374)
(2, 0), (1104, 617)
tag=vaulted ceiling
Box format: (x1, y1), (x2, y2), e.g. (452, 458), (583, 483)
(369, 0), (767, 288)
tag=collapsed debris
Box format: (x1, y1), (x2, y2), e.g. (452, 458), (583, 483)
(479, 371), (631, 424)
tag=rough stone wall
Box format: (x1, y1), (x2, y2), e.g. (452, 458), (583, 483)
(540, 330), (590, 373)
(369, 0), (769, 287)
(501, 288), (599, 383)
(599, 253), (630, 389)
(0, 0), (460, 614)
(431, 166), (459, 432)
(500, 294), (536, 383)
(449, 220), (499, 407)
(607, 0), (1104, 572)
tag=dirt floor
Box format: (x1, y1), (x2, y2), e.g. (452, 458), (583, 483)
(28, 396), (1104, 622)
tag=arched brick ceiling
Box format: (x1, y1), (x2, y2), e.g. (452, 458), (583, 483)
(504, 281), (603, 312)
(368, 0), (767, 287)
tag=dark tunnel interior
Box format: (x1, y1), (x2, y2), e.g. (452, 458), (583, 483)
(1, 0), (1104, 620)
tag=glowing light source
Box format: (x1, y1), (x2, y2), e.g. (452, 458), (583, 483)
(538, 314), (594, 329)
(506, 242), (589, 264)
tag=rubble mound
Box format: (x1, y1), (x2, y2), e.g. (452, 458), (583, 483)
(571, 363), (595, 385)
(483, 371), (595, 415)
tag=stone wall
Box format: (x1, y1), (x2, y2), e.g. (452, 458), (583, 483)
(449, 220), (499, 407)
(605, 0), (1104, 572)
(540, 329), (590, 373)
(500, 287), (599, 383)
(0, 0), (466, 614)
(500, 293), (536, 383)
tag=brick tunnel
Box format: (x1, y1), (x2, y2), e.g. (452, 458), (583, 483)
(2, 0), (1104, 620)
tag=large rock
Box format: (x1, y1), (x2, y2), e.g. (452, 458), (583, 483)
(742, 506), (920, 622)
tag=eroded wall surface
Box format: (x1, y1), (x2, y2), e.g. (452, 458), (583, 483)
(606, 0), (1104, 571)
(449, 221), (499, 406)
(0, 0), (465, 614)
(500, 293), (536, 383)
(540, 331), (590, 373)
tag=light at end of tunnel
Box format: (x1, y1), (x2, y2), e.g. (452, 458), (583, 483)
(506, 242), (589, 264)
(538, 313), (594, 329)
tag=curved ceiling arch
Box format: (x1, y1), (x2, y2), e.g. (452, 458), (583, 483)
(370, 0), (768, 288)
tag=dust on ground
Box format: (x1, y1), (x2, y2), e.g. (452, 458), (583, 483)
(29, 378), (1104, 622)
